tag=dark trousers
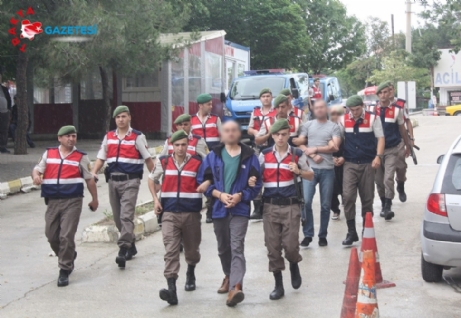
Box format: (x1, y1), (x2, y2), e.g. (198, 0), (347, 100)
(331, 165), (343, 214)
(9, 123), (34, 146)
(0, 112), (9, 148)
(213, 214), (249, 290)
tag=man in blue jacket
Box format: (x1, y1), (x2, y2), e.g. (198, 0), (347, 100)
(197, 120), (262, 307)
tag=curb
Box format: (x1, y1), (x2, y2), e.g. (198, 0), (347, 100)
(0, 176), (40, 199)
(0, 145), (164, 200)
(82, 211), (160, 243)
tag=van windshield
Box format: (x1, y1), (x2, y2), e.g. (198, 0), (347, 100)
(230, 77), (286, 100)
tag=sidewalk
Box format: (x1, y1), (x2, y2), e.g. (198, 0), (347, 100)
(0, 138), (164, 183)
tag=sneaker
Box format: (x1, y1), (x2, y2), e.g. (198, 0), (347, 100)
(318, 238), (328, 247)
(331, 212), (340, 220)
(0, 147), (10, 154)
(300, 237), (312, 248)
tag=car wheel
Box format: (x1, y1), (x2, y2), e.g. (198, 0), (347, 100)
(421, 253), (443, 282)
(455, 111), (461, 116)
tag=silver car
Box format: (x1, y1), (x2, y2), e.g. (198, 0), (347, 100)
(421, 134), (461, 282)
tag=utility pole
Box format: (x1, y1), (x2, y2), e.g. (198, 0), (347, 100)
(391, 14), (395, 49)
(405, 0), (412, 53)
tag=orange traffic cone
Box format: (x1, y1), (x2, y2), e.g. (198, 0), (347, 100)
(361, 212), (395, 289)
(341, 247), (361, 318)
(355, 250), (379, 318)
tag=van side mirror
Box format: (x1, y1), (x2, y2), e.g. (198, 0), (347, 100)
(220, 92), (226, 103)
(437, 155), (444, 164)
(329, 94), (335, 102)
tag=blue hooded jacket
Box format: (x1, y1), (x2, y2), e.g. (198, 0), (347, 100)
(197, 143), (262, 219)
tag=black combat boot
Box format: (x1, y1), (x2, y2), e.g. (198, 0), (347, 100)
(250, 200), (263, 220)
(185, 265), (196, 291)
(379, 197), (386, 217)
(269, 271), (285, 300)
(397, 182), (407, 202)
(57, 269), (70, 287)
(342, 219), (359, 246)
(289, 262), (302, 289)
(116, 247), (127, 269)
(160, 277), (178, 305)
(383, 198), (395, 221)
(125, 242), (137, 260)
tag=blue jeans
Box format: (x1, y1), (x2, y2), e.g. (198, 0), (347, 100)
(302, 168), (335, 238)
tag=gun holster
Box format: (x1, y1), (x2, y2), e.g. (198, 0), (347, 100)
(104, 168), (110, 183)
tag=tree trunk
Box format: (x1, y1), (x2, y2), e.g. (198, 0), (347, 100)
(99, 66), (111, 133)
(14, 50), (28, 155)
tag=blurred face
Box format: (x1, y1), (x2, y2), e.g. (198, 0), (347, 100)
(221, 121), (241, 145)
(314, 80), (320, 87)
(313, 100), (328, 119)
(286, 94), (293, 105)
(58, 133), (77, 149)
(378, 87), (390, 103)
(115, 112), (131, 129)
(199, 101), (213, 115)
(272, 129), (290, 148)
(260, 93), (272, 108)
(175, 121), (191, 134)
(275, 101), (289, 118)
(329, 111), (339, 123)
(348, 105), (364, 119)
(172, 138), (188, 157)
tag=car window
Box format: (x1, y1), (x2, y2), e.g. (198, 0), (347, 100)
(230, 77), (286, 100)
(442, 154), (461, 193)
(297, 76), (309, 96)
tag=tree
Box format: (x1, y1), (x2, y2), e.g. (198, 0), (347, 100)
(185, 0), (311, 69)
(368, 51), (430, 89)
(420, 0), (461, 53)
(297, 0), (366, 74)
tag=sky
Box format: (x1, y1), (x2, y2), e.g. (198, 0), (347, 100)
(340, 0), (430, 33)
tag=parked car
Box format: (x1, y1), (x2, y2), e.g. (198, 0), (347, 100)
(445, 104), (461, 116)
(421, 134), (461, 282)
(308, 76), (342, 106)
(223, 70), (304, 133)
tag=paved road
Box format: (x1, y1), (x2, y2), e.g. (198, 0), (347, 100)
(1, 116), (461, 318)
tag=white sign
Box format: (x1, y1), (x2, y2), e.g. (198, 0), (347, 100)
(434, 49), (461, 87)
(397, 81), (416, 109)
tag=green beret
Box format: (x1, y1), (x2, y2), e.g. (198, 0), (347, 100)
(113, 105), (130, 118)
(174, 114), (191, 125)
(273, 94), (288, 108)
(346, 95), (363, 108)
(197, 93), (212, 104)
(280, 88), (292, 96)
(376, 81), (391, 94)
(57, 125), (77, 136)
(170, 130), (189, 144)
(270, 119), (290, 134)
(259, 88), (272, 97)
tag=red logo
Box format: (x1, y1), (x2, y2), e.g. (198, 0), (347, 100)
(20, 19), (42, 40)
(8, 7), (41, 52)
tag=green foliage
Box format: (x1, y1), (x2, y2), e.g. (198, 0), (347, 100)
(368, 51), (430, 89)
(297, 0), (366, 74)
(185, 0), (310, 70)
(420, 0), (461, 53)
